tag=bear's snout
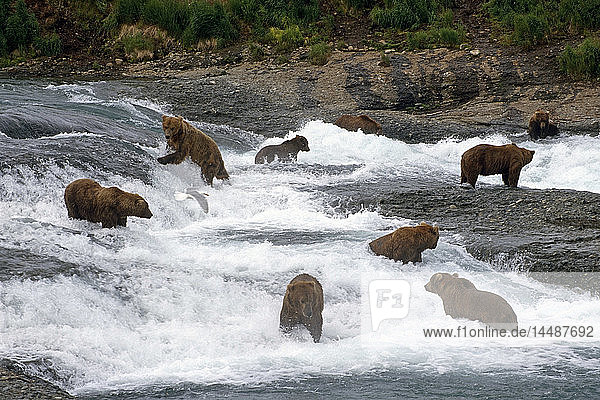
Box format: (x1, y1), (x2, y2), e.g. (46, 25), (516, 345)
(424, 282), (432, 292)
(303, 304), (313, 318)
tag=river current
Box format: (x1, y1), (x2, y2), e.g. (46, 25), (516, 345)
(0, 79), (599, 399)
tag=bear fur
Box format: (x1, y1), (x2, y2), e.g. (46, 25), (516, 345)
(280, 273), (324, 343)
(460, 143), (535, 188)
(334, 114), (382, 135)
(64, 178), (153, 228)
(369, 222), (439, 263)
(157, 115), (229, 185)
(528, 109), (559, 140)
(255, 135), (310, 164)
(425, 272), (518, 329)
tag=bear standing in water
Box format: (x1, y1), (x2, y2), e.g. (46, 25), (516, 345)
(255, 135), (310, 164)
(64, 179), (152, 228)
(334, 114), (382, 135)
(157, 115), (229, 185)
(280, 273), (324, 343)
(425, 272), (518, 329)
(460, 143), (534, 188)
(369, 222), (439, 263)
(528, 109), (558, 140)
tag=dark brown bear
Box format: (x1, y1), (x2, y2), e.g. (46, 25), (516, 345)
(460, 143), (535, 188)
(64, 179), (152, 228)
(280, 273), (324, 343)
(425, 272), (518, 329)
(369, 222), (439, 263)
(334, 114), (382, 135)
(528, 109), (559, 140)
(157, 115), (229, 185)
(254, 135), (310, 164)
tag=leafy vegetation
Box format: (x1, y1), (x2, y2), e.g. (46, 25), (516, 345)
(0, 0), (62, 59)
(406, 9), (465, 49)
(559, 37), (600, 78)
(308, 41), (331, 65)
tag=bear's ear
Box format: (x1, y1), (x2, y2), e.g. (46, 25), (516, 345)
(452, 273), (459, 277)
(530, 150), (535, 156)
(287, 283), (296, 292)
(419, 221), (427, 226)
(433, 226), (439, 234)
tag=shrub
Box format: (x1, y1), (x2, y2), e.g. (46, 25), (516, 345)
(407, 30), (431, 49)
(142, 0), (189, 37)
(370, 0), (438, 29)
(248, 41), (266, 61)
(559, 37), (600, 78)
(266, 25), (304, 52)
(34, 33), (62, 56)
(182, 1), (237, 45)
(0, 32), (6, 57)
(114, 0), (145, 24)
(510, 11), (548, 48)
(559, 0), (600, 30)
(4, 0), (39, 52)
(308, 41), (330, 65)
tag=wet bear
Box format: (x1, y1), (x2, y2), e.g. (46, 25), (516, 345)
(64, 178), (152, 228)
(369, 222), (439, 263)
(334, 114), (382, 135)
(460, 143), (535, 188)
(255, 135), (310, 164)
(425, 272), (518, 329)
(157, 115), (229, 185)
(280, 273), (324, 343)
(528, 109), (559, 140)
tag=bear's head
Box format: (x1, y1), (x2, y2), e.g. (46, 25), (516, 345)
(162, 115), (185, 149)
(291, 135), (310, 152)
(419, 222), (440, 249)
(286, 280), (318, 319)
(117, 190), (153, 219)
(425, 272), (476, 295)
(521, 147), (535, 165)
(359, 115), (382, 133)
(532, 109), (549, 130)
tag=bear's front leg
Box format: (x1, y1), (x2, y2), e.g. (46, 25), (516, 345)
(101, 214), (119, 229)
(306, 315), (323, 343)
(158, 152), (181, 165)
(502, 172), (510, 186)
(508, 167), (522, 188)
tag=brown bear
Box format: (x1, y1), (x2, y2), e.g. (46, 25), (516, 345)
(425, 272), (518, 329)
(460, 143), (535, 188)
(334, 114), (382, 135)
(369, 222), (439, 263)
(157, 115), (229, 185)
(528, 109), (559, 140)
(254, 135), (310, 164)
(279, 273), (324, 343)
(64, 179), (153, 228)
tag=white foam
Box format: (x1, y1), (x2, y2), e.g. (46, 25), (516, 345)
(0, 116), (599, 395)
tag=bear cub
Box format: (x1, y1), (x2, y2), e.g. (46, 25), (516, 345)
(255, 135), (310, 164)
(64, 178), (152, 228)
(280, 273), (324, 343)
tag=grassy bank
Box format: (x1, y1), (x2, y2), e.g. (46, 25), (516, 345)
(0, 0), (599, 77)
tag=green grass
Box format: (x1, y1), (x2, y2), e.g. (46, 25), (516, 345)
(34, 33), (62, 56)
(559, 0), (600, 30)
(559, 37), (600, 78)
(370, 0), (439, 30)
(266, 25), (304, 52)
(308, 41), (330, 65)
(406, 9), (466, 49)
